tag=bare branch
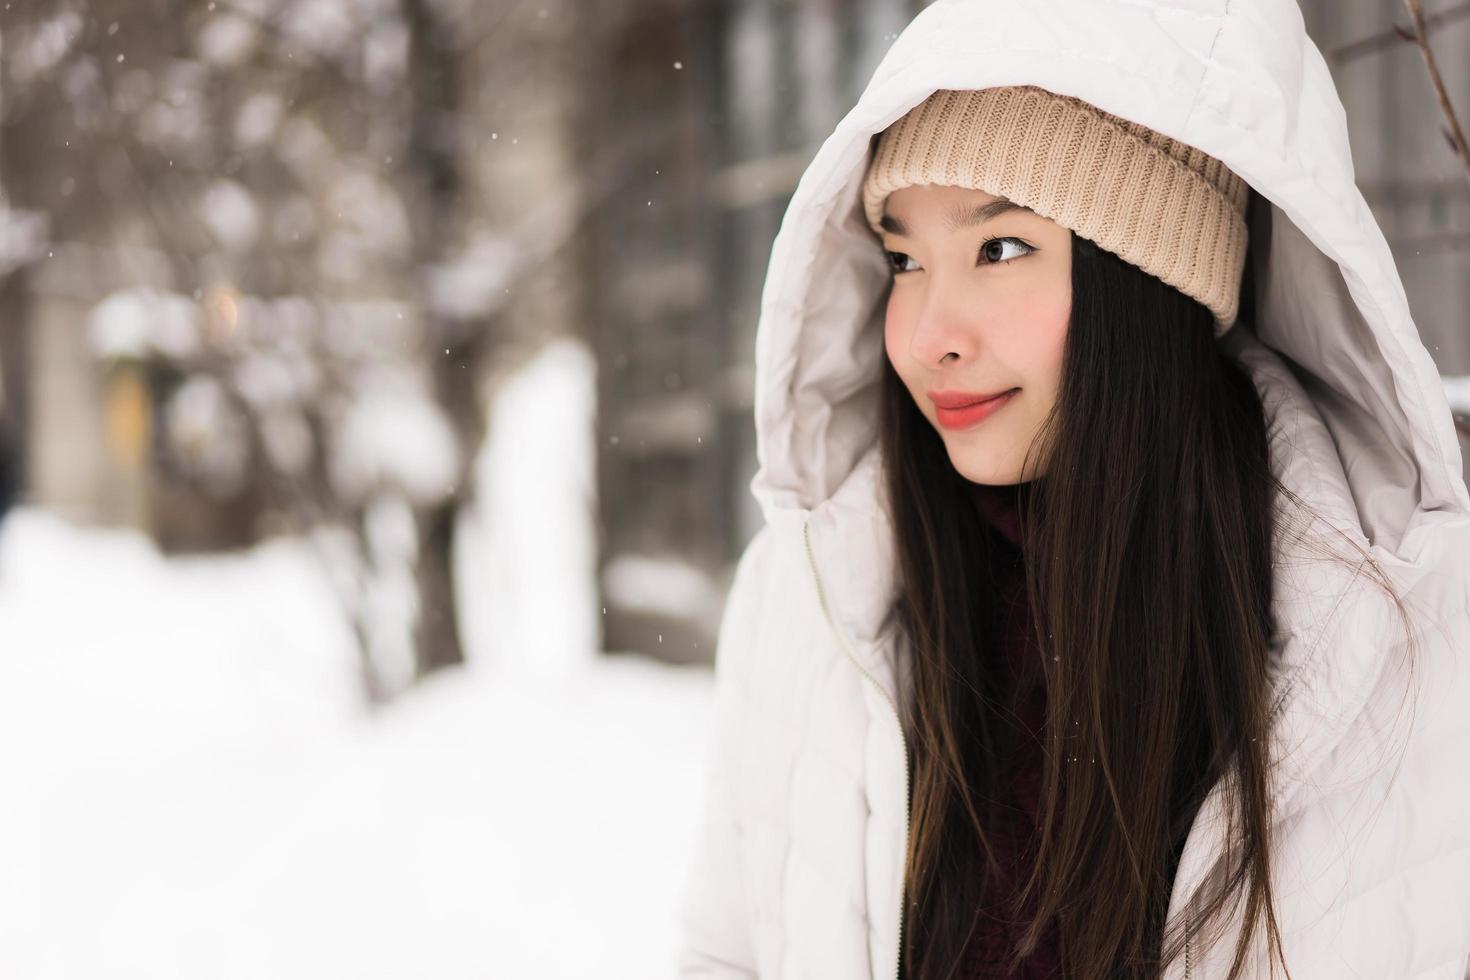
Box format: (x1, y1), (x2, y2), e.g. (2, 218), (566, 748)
(1403, 0), (1470, 193)
(1328, 1), (1470, 65)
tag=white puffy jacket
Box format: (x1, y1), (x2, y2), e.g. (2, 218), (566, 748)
(674, 1), (1470, 977)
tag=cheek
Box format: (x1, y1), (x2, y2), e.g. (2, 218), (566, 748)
(1006, 284), (1070, 387)
(882, 289), (908, 349)
(883, 294), (913, 375)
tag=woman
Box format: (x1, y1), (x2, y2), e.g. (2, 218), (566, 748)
(676, 2), (1470, 979)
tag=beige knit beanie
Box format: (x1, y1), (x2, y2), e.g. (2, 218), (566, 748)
(862, 86), (1250, 334)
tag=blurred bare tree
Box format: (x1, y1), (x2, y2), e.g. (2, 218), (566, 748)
(0, 0), (602, 700)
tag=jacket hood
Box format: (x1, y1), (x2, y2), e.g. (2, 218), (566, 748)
(744, 0), (1470, 958)
(749, 0), (1469, 555)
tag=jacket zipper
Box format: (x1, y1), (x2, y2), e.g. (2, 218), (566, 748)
(1184, 911), (1194, 979)
(802, 518), (911, 980)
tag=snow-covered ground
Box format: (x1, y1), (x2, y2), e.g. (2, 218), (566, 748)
(0, 332), (719, 980)
(0, 507), (714, 980)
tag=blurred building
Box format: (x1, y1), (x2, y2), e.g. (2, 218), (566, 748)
(581, 0), (922, 664)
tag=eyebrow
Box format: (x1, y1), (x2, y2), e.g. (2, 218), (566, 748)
(879, 199), (1035, 237)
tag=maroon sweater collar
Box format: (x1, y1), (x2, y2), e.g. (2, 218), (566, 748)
(967, 480), (1032, 548)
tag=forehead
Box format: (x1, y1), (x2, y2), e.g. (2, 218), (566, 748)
(881, 184), (1038, 237)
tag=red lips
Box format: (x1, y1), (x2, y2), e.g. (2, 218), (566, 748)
(929, 388), (1019, 431)
(928, 388), (1018, 409)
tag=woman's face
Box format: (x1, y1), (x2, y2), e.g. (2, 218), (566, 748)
(881, 183), (1073, 485)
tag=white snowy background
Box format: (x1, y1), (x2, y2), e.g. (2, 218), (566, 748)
(3, 5), (1466, 980)
(0, 340), (716, 980)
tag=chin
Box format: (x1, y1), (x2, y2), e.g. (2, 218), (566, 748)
(940, 425), (1049, 485)
(949, 451), (1022, 486)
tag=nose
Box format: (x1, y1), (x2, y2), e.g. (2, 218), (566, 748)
(905, 283), (980, 368)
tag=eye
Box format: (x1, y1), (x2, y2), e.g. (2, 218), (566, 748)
(885, 250), (920, 274)
(884, 237), (1036, 276)
(977, 236), (1035, 266)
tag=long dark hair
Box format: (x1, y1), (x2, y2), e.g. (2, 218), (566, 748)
(883, 231), (1415, 979)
